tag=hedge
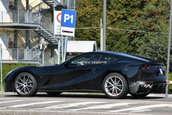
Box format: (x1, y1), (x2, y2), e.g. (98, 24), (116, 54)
(168, 73), (172, 93)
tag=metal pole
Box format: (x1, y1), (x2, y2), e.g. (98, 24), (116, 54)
(166, 0), (172, 97)
(63, 37), (68, 62)
(0, 44), (2, 91)
(53, 0), (55, 37)
(17, 49), (19, 60)
(100, 19), (103, 51)
(74, 0), (76, 10)
(42, 41), (45, 66)
(1, 11), (3, 22)
(42, 49), (45, 66)
(103, 0), (107, 51)
(57, 39), (61, 64)
(61, 36), (64, 62)
(0, 59), (2, 91)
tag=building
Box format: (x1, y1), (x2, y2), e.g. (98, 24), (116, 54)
(0, 0), (75, 65)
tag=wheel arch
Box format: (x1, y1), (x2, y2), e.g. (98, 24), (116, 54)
(11, 70), (37, 91)
(101, 70), (129, 87)
(101, 70), (129, 98)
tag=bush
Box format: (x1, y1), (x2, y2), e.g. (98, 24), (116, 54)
(168, 73), (172, 93)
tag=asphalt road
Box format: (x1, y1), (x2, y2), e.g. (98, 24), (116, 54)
(0, 93), (172, 115)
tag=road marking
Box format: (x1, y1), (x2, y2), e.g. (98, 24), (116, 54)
(0, 109), (126, 115)
(0, 100), (24, 110)
(109, 104), (172, 113)
(44, 102), (105, 109)
(71, 103), (134, 111)
(148, 94), (165, 97)
(0, 107), (6, 110)
(0, 100), (23, 104)
(8, 101), (62, 108)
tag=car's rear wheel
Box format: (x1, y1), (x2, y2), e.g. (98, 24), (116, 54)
(46, 92), (62, 96)
(130, 93), (149, 98)
(103, 73), (128, 99)
(14, 72), (37, 96)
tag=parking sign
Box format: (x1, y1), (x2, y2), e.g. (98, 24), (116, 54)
(61, 9), (76, 36)
(61, 9), (76, 28)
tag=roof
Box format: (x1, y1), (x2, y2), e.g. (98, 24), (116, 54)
(67, 41), (97, 53)
(91, 51), (151, 62)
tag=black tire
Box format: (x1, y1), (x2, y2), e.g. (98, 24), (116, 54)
(102, 73), (128, 99)
(130, 93), (149, 98)
(14, 72), (37, 96)
(46, 92), (62, 96)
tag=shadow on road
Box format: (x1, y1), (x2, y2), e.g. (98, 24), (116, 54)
(3, 93), (165, 100)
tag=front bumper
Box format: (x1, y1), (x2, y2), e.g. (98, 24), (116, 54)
(4, 80), (14, 92)
(129, 81), (166, 94)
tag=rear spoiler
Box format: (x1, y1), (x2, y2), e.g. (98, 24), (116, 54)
(146, 60), (163, 65)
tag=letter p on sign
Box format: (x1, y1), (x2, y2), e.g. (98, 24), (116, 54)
(61, 10), (76, 28)
(64, 14), (69, 22)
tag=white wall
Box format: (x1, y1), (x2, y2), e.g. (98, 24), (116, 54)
(0, 0), (9, 48)
(0, 35), (11, 60)
(0, 35), (8, 49)
(0, 0), (11, 23)
(0, 0), (8, 11)
(0, 0), (11, 59)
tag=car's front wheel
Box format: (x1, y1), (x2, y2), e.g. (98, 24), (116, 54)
(14, 72), (37, 96)
(102, 73), (128, 99)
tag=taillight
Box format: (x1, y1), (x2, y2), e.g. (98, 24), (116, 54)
(140, 64), (150, 70)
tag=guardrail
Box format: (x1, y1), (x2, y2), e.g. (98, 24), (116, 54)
(0, 11), (53, 34)
(0, 47), (41, 63)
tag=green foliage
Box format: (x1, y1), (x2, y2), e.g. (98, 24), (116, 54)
(129, 1), (169, 63)
(75, 0), (169, 65)
(2, 63), (36, 77)
(76, 0), (102, 47)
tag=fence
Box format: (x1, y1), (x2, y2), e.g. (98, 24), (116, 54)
(0, 48), (41, 63)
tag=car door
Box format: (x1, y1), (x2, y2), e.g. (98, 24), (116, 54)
(48, 53), (105, 90)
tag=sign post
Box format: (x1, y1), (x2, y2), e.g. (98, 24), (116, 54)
(103, 0), (107, 51)
(0, 44), (2, 91)
(54, 9), (76, 63)
(61, 9), (76, 36)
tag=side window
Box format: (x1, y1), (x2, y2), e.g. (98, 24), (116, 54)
(100, 54), (116, 63)
(71, 54), (102, 66)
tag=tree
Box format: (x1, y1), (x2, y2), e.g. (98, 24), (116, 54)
(129, 1), (169, 63)
(75, 0), (170, 64)
(75, 0), (102, 48)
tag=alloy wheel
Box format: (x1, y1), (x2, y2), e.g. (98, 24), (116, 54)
(104, 75), (124, 96)
(15, 72), (37, 96)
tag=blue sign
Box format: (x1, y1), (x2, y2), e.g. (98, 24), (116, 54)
(61, 9), (76, 28)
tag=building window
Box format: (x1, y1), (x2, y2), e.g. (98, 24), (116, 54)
(9, 1), (15, 11)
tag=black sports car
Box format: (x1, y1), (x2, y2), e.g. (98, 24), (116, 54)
(4, 51), (166, 98)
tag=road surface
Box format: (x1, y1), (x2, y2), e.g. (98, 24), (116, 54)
(0, 93), (172, 115)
